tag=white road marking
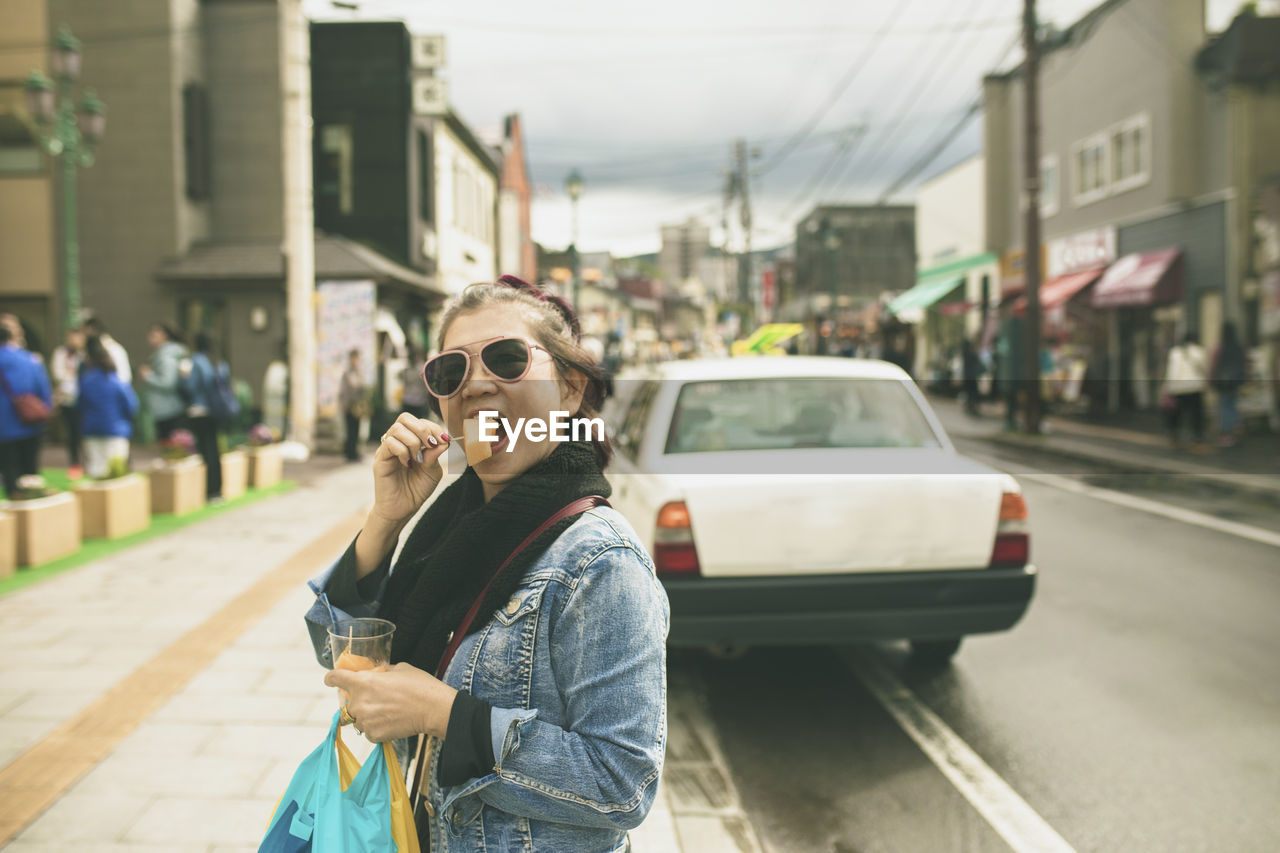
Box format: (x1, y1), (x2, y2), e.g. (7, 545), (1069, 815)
(844, 648), (1078, 853)
(955, 443), (1280, 549)
(1020, 471), (1280, 549)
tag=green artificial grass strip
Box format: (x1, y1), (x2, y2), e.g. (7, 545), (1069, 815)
(0, 480), (298, 599)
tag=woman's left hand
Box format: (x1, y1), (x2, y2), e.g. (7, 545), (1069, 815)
(324, 663), (458, 743)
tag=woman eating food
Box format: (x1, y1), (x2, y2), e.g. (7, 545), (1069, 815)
(318, 275), (669, 851)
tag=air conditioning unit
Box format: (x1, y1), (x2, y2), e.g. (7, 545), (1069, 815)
(412, 35), (446, 70)
(412, 77), (447, 116)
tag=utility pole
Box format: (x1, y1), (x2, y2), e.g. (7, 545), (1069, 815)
(735, 138), (754, 330)
(1022, 0), (1043, 434)
(281, 0), (316, 447)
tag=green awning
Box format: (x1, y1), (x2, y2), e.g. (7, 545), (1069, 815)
(887, 276), (964, 316)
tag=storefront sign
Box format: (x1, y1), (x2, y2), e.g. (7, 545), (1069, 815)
(1047, 227), (1117, 279)
(316, 280), (377, 419)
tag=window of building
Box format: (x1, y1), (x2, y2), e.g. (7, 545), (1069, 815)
(1110, 113), (1150, 192)
(182, 84), (211, 200)
(1071, 133), (1109, 206)
(1040, 154), (1059, 218)
(0, 84), (43, 175)
(417, 129), (433, 225)
(318, 124), (353, 216)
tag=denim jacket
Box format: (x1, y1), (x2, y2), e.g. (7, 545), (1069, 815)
(309, 506), (670, 853)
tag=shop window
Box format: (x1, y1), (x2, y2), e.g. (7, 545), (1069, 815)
(417, 129), (434, 225)
(1040, 154), (1059, 218)
(1110, 113), (1150, 192)
(1071, 133), (1109, 206)
(0, 84), (42, 175)
(318, 124), (354, 217)
(183, 84), (211, 200)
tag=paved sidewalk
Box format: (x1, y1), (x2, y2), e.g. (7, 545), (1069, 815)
(929, 395), (1280, 499)
(0, 458), (726, 852)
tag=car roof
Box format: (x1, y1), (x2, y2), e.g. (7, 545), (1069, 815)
(625, 356), (912, 382)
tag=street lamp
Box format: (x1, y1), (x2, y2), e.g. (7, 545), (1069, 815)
(24, 26), (107, 333)
(565, 168), (583, 310)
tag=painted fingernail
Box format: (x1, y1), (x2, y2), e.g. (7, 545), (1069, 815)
(427, 436), (439, 448)
(441, 433), (452, 442)
(416, 449), (425, 463)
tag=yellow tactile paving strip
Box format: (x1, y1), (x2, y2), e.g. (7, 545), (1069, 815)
(0, 508), (366, 846)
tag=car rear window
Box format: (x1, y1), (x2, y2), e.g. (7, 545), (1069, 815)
(663, 377), (941, 454)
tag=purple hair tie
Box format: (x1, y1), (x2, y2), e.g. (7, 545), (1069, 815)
(495, 274), (581, 341)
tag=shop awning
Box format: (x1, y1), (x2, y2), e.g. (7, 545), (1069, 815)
(1013, 267), (1104, 316)
(887, 276), (964, 320)
(1090, 248), (1184, 308)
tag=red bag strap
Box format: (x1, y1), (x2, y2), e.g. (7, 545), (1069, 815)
(432, 495), (609, 679)
(409, 494), (609, 806)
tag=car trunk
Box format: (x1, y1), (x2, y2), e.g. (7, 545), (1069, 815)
(662, 449), (1006, 577)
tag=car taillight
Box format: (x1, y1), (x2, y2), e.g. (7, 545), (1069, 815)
(654, 501), (700, 576)
(988, 492), (1029, 568)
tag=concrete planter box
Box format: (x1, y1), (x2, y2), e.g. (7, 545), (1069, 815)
(248, 445), (283, 489)
(221, 449), (248, 500)
(74, 474), (151, 540)
(5, 492), (81, 567)
(149, 457), (207, 516)
(0, 512), (15, 579)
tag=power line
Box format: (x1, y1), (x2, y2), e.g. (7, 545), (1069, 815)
(875, 30), (1023, 201)
(754, 0), (915, 178)
(832, 0), (1000, 197)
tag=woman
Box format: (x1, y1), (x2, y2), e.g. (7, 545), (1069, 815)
(338, 348), (369, 462)
(0, 321), (52, 499)
(319, 276), (669, 851)
(1210, 321), (1247, 447)
(78, 335), (138, 479)
(50, 325), (85, 477)
(138, 322), (189, 441)
(1162, 332), (1208, 445)
(185, 332), (224, 500)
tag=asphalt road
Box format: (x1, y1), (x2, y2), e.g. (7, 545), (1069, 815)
(669, 462), (1280, 852)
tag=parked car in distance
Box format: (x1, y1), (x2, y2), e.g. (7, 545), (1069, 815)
(602, 357), (1035, 664)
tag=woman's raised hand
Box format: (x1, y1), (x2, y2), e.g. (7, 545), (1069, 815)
(370, 413), (452, 525)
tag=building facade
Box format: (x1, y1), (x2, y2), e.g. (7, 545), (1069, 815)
(795, 205), (916, 313)
(0, 0), (57, 350)
(984, 0), (1280, 412)
(497, 113), (536, 283)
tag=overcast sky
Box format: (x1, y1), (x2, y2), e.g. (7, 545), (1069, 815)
(306, 0), (1245, 258)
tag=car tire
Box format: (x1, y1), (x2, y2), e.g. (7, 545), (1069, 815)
(909, 638), (962, 665)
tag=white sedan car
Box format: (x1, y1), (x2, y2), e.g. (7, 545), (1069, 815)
(603, 356), (1035, 664)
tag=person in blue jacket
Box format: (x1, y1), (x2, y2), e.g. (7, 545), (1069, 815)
(184, 332), (224, 501)
(78, 335), (139, 479)
(0, 321), (53, 498)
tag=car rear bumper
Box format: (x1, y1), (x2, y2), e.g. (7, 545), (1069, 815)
(661, 565), (1036, 647)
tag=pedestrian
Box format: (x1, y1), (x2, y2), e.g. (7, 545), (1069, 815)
(1210, 321), (1247, 447)
(81, 316), (132, 383)
(1161, 331), (1208, 445)
(262, 340), (289, 438)
(399, 343), (431, 420)
(184, 332), (225, 501)
(139, 322), (189, 442)
(0, 321), (52, 499)
(997, 309), (1025, 430)
(51, 325), (86, 478)
(961, 337), (982, 416)
(338, 348), (369, 462)
(78, 335), (138, 479)
(316, 275), (668, 851)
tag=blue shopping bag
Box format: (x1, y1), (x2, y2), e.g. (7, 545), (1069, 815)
(259, 712), (397, 852)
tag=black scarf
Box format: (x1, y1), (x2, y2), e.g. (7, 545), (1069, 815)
(378, 440), (611, 675)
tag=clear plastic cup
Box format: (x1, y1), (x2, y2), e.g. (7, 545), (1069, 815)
(328, 617), (396, 671)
